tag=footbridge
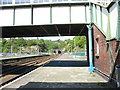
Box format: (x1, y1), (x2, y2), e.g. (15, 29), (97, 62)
(0, 0), (120, 85)
(1, 0), (119, 39)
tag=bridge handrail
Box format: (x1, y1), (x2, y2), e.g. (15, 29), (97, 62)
(0, 0), (113, 6)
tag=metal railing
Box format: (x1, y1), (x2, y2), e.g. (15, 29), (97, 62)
(94, 0), (113, 6)
(0, 0), (113, 5)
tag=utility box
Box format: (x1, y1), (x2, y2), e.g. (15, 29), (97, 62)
(116, 65), (120, 88)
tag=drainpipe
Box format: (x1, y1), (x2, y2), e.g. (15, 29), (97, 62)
(87, 1), (94, 72)
(87, 25), (94, 72)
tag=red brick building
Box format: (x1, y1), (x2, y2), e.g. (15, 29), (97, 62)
(93, 24), (120, 85)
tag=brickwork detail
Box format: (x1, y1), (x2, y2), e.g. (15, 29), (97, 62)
(93, 25), (120, 76)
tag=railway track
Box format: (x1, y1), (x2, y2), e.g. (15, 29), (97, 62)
(0, 54), (61, 86)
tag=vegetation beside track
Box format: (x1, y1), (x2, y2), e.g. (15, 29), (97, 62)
(1, 36), (86, 55)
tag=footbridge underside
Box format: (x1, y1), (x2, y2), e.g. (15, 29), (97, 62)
(2, 24), (88, 38)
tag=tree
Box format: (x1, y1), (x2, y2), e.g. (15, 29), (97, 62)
(57, 40), (66, 49)
(17, 38), (27, 46)
(45, 40), (59, 50)
(27, 39), (37, 46)
(37, 39), (47, 52)
(64, 36), (86, 52)
(65, 39), (74, 52)
(1, 38), (68, 54)
(73, 36), (86, 49)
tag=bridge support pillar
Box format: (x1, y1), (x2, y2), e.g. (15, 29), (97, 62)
(87, 25), (94, 72)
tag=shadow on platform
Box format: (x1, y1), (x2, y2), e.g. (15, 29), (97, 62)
(15, 82), (112, 89)
(2, 65), (40, 75)
(2, 60), (88, 75)
(44, 60), (89, 67)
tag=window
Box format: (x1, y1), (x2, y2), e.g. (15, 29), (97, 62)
(95, 35), (100, 58)
(64, 0), (68, 1)
(52, 0), (57, 2)
(33, 0), (38, 3)
(8, 0), (12, 4)
(96, 43), (99, 55)
(15, 0), (30, 4)
(3, 0), (7, 4)
(58, 0), (62, 2)
(71, 0), (76, 1)
(15, 0), (20, 4)
(2, 0), (12, 5)
(44, 0), (49, 2)
(39, 0), (43, 3)
(0, 0), (2, 4)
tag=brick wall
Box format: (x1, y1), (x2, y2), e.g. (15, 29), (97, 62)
(93, 25), (120, 76)
(93, 25), (110, 75)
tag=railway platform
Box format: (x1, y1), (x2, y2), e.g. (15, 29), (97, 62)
(0, 55), (39, 61)
(0, 54), (49, 61)
(0, 53), (113, 89)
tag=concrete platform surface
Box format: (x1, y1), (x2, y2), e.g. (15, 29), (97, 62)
(1, 53), (111, 89)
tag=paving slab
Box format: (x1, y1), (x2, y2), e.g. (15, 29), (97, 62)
(1, 53), (112, 89)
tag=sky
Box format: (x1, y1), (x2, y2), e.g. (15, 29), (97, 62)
(23, 36), (75, 41)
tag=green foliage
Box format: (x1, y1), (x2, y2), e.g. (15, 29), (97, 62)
(1, 38), (67, 54)
(65, 39), (74, 52)
(65, 36), (86, 52)
(37, 39), (47, 52)
(45, 40), (59, 50)
(58, 40), (66, 49)
(27, 39), (37, 46)
(73, 36), (86, 49)
(17, 38), (27, 46)
(1, 36), (86, 54)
